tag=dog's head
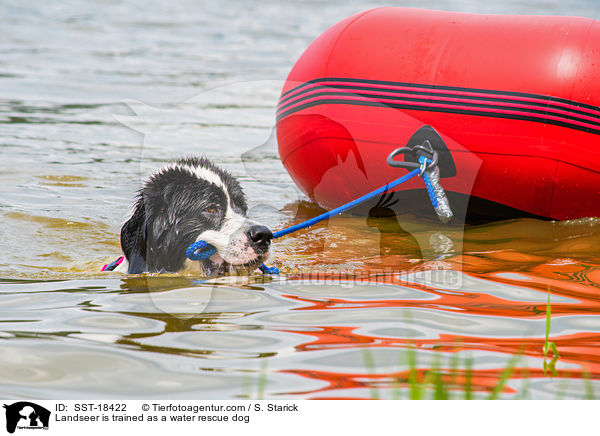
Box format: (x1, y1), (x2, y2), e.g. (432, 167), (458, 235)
(120, 156), (272, 274)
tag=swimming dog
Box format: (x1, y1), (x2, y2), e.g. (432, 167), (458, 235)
(116, 156), (273, 275)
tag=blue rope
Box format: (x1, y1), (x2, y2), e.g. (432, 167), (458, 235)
(272, 167), (421, 238)
(186, 240), (216, 261)
(418, 156), (439, 209)
(259, 264), (280, 274)
(186, 166), (424, 273)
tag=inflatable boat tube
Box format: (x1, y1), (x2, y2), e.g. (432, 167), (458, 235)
(276, 8), (600, 221)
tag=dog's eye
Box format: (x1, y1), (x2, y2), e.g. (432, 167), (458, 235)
(204, 204), (219, 214)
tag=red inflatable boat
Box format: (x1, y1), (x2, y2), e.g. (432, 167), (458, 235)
(276, 8), (600, 221)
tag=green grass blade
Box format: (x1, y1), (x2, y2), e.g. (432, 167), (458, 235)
(464, 355), (473, 400)
(408, 347), (423, 400)
(428, 352), (448, 400)
(257, 359), (268, 399)
(583, 369), (595, 400)
(543, 290), (560, 376)
(487, 355), (519, 400)
(362, 348), (380, 400)
(392, 350), (404, 400)
(545, 292), (552, 343)
(432, 371), (449, 400)
(449, 349), (460, 400)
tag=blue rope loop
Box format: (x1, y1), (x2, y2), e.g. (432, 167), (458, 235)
(259, 264), (280, 274)
(417, 156), (439, 209)
(186, 240), (217, 261)
(186, 240), (278, 275)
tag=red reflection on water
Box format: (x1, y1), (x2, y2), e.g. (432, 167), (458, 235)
(278, 325), (600, 371)
(282, 291), (597, 318)
(281, 264), (600, 318)
(272, 258), (600, 398)
(282, 366), (587, 399)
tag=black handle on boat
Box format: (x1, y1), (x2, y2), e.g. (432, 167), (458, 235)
(387, 139), (439, 171)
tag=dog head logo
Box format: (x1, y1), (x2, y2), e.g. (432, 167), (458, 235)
(3, 402), (50, 434)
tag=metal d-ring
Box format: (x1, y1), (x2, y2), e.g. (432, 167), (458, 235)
(386, 139), (439, 172)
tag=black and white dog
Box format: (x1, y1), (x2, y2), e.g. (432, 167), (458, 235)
(116, 156), (273, 275)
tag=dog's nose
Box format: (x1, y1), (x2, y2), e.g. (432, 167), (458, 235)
(248, 225), (273, 246)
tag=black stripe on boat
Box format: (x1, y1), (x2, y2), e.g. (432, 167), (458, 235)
(276, 79), (600, 135)
(276, 98), (600, 135)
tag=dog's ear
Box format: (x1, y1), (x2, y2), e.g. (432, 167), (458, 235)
(144, 204), (193, 273)
(120, 197), (148, 274)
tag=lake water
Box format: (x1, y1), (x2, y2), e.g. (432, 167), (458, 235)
(1, 0), (599, 399)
